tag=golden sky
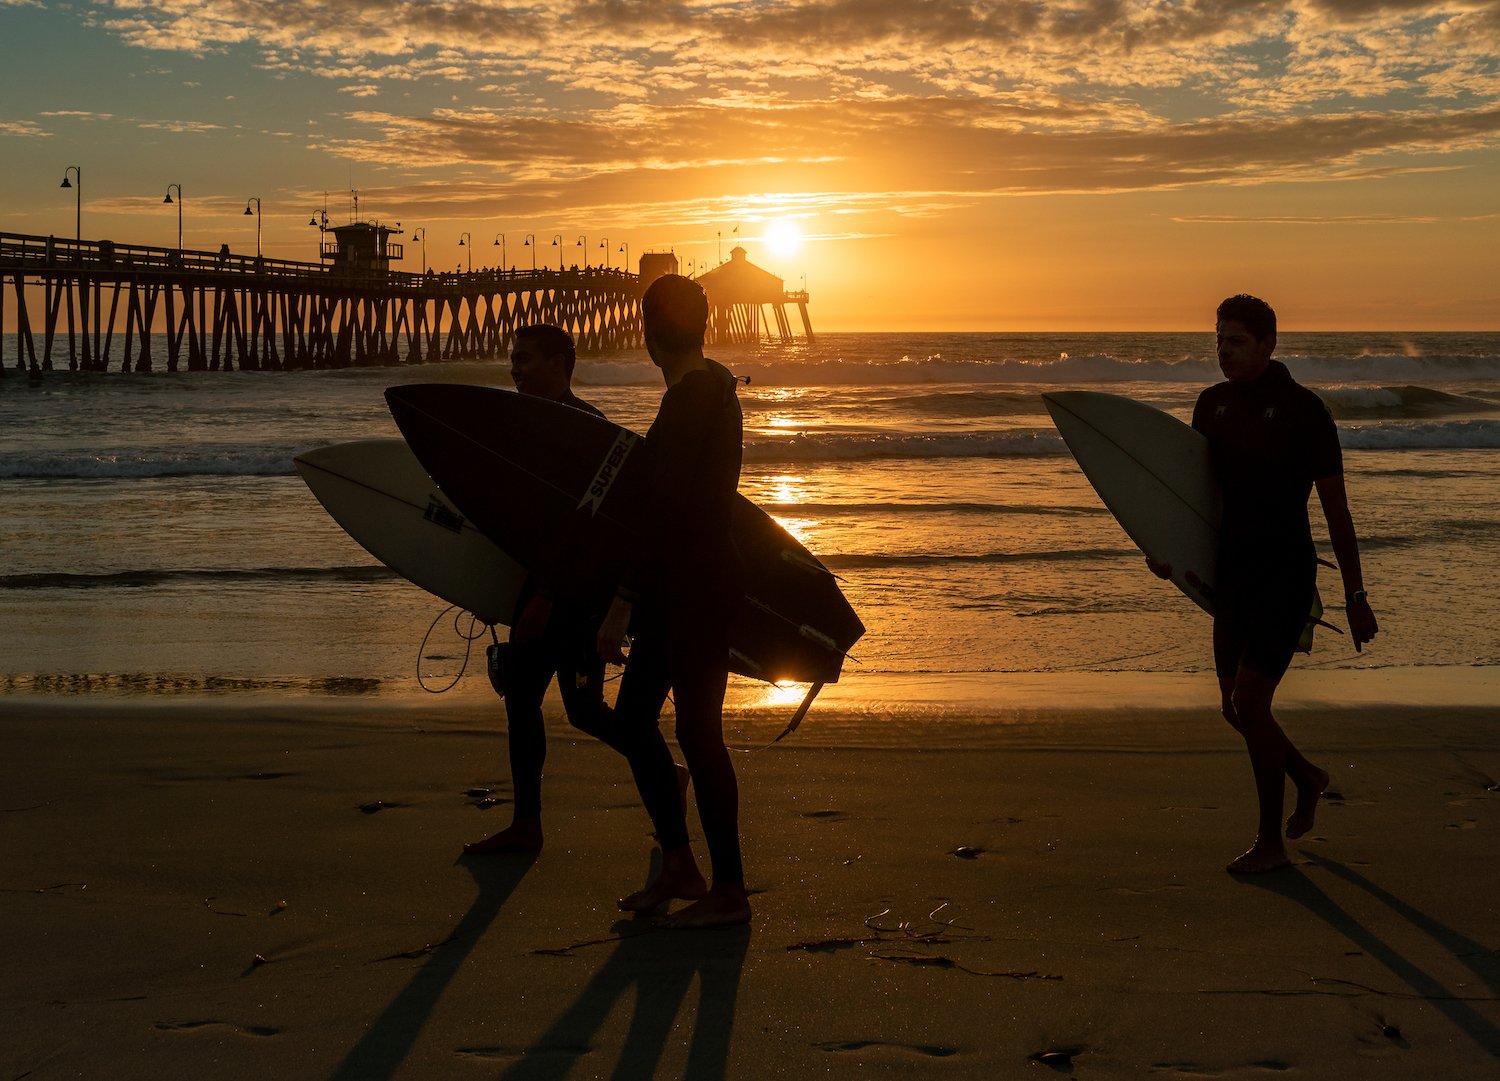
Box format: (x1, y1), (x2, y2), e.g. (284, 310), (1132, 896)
(2, 0), (1497, 329)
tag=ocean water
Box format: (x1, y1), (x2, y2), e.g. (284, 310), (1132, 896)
(3, 331), (1498, 708)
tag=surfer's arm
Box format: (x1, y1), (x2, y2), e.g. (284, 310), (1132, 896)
(597, 593), (632, 664)
(1314, 473), (1378, 650)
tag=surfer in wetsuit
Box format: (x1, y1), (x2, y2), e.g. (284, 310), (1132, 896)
(595, 273), (752, 928)
(464, 323), (635, 855)
(1155, 294), (1378, 873)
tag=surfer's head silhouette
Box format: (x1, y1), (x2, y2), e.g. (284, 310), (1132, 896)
(510, 323), (576, 400)
(1215, 294), (1276, 382)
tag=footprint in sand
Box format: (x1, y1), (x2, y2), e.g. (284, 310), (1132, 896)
(155, 1020), (279, 1037)
(801, 809), (848, 820)
(815, 1040), (959, 1058)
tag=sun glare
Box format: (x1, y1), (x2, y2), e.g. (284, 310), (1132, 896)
(764, 219), (803, 259)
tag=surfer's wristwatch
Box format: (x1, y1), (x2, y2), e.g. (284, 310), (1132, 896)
(1347, 590), (1368, 605)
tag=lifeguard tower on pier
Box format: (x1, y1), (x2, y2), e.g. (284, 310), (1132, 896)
(320, 221), (404, 277)
(695, 246), (813, 344)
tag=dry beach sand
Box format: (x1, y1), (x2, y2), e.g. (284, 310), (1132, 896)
(3, 680), (1500, 1079)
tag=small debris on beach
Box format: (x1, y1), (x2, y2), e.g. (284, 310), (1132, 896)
(1030, 1047), (1078, 1069)
(951, 846), (984, 859)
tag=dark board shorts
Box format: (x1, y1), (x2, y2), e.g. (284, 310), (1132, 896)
(1212, 579), (1313, 684)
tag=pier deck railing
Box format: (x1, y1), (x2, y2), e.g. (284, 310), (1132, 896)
(0, 231), (644, 373)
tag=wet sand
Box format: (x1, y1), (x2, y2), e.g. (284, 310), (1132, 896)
(3, 692), (1499, 1079)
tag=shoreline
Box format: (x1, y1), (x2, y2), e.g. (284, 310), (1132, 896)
(4, 661), (1495, 712)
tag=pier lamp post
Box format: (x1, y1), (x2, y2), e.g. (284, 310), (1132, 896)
(576, 235), (587, 270)
(618, 243), (629, 274)
(243, 197), (262, 259)
(597, 236), (608, 270)
(409, 227), (426, 273)
(523, 233), (536, 272)
(310, 208), (329, 261)
(59, 166), (81, 240)
(493, 232), (505, 271)
(163, 184), (182, 252)
(551, 234), (562, 271)
(458, 231), (472, 273)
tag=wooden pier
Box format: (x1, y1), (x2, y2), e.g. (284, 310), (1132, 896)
(0, 232), (645, 374)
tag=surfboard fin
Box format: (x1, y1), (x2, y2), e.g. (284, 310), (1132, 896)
(771, 682), (825, 744)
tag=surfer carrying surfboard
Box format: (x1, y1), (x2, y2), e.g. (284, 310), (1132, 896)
(1155, 294), (1379, 874)
(464, 323), (636, 856)
(595, 274), (753, 929)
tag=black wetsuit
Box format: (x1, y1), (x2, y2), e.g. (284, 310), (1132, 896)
(503, 391), (629, 819)
(613, 360), (746, 882)
(1192, 360), (1342, 681)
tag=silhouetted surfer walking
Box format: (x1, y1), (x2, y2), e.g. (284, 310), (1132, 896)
(1154, 295), (1378, 873)
(596, 274), (751, 928)
(464, 323), (634, 856)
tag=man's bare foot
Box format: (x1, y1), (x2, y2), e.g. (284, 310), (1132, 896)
(619, 845), (706, 912)
(657, 883), (751, 929)
(1226, 844), (1291, 874)
(1286, 766), (1330, 839)
(463, 818), (543, 855)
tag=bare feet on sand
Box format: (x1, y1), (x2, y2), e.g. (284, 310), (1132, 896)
(1226, 843), (1291, 874)
(463, 818), (543, 855)
(618, 849), (707, 913)
(656, 883), (752, 929)
(1286, 766), (1330, 840)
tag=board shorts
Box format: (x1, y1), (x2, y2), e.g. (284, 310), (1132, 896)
(1212, 579), (1314, 683)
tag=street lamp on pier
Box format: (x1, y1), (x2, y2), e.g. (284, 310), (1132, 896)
(618, 243), (629, 273)
(493, 232), (505, 271)
(163, 184), (182, 252)
(409, 227), (427, 273)
(458, 231), (472, 273)
(523, 233), (536, 272)
(576, 235), (587, 270)
(551, 234), (562, 270)
(59, 166), (81, 241)
(309, 207), (330, 261)
(597, 236), (609, 270)
(243, 197), (262, 259)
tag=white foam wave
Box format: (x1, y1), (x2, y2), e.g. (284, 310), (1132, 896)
(744, 428), (1067, 462)
(1340, 420), (1500, 450)
(577, 351), (1500, 387)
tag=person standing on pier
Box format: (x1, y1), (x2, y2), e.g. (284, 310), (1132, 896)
(595, 274), (751, 928)
(464, 323), (638, 855)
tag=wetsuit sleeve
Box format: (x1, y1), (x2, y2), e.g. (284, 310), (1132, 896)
(1304, 397), (1343, 482)
(1191, 389), (1211, 435)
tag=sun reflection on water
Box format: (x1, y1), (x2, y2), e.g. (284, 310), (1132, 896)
(754, 681), (810, 709)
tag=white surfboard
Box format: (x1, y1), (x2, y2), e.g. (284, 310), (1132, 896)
(1043, 391), (1220, 613)
(294, 439), (525, 626)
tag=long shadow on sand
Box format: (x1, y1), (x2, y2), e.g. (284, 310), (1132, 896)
(326, 852), (537, 1081)
(1243, 855), (1500, 1057)
(493, 921), (751, 1081)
